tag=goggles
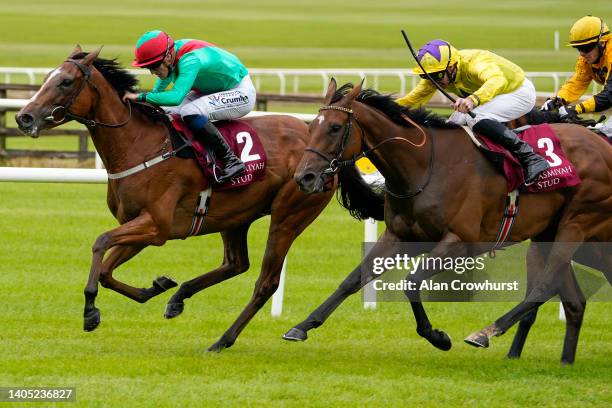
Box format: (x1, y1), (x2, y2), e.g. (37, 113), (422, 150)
(420, 70), (446, 81)
(574, 42), (598, 53)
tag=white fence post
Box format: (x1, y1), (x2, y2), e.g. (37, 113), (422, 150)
(363, 218), (378, 309)
(271, 258), (287, 317)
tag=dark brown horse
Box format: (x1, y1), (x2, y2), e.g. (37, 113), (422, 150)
(285, 79), (612, 363)
(14, 46), (374, 352)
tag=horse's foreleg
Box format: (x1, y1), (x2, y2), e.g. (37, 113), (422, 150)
(506, 241), (549, 359)
(84, 211), (167, 332)
(404, 232), (464, 351)
(559, 264), (586, 365)
(165, 225), (251, 319)
(207, 190), (329, 352)
(284, 228), (403, 342)
(98, 245), (177, 303)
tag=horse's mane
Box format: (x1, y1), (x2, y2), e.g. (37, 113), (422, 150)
(331, 83), (458, 129)
(73, 52), (139, 97)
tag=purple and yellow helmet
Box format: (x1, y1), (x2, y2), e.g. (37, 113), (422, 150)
(412, 39), (459, 74)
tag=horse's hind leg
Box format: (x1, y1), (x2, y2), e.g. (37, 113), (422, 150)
(283, 229), (408, 342)
(164, 225), (251, 319)
(466, 231), (583, 351)
(207, 190), (331, 352)
(98, 244), (178, 303)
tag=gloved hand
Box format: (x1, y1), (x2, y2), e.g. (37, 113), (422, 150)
(540, 96), (566, 111)
(559, 105), (578, 121)
(559, 105), (598, 127)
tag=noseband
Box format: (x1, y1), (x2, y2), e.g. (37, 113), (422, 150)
(45, 59), (131, 128)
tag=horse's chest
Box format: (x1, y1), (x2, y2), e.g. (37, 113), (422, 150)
(108, 189), (144, 223)
(386, 203), (445, 241)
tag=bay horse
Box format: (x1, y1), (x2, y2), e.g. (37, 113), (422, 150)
(14, 46), (373, 352)
(285, 79), (612, 363)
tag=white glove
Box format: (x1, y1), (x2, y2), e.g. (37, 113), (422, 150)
(540, 96), (565, 111)
(598, 120), (612, 138)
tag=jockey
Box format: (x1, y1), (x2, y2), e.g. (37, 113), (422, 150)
(397, 39), (549, 185)
(124, 30), (255, 183)
(541, 16), (612, 138)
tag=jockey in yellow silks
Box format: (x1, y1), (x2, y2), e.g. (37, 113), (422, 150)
(541, 16), (612, 138)
(396, 39), (549, 185)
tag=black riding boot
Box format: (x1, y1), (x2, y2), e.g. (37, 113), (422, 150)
(473, 119), (550, 185)
(184, 115), (246, 183)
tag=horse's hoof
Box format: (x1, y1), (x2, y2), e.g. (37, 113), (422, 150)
(207, 337), (234, 353)
(506, 353), (521, 360)
(83, 308), (101, 332)
(153, 276), (178, 292)
(464, 331), (490, 348)
(282, 327), (308, 342)
(420, 328), (452, 351)
(164, 302), (184, 319)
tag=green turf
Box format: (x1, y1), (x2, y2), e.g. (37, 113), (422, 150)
(2, 3), (612, 406)
(0, 183), (610, 407)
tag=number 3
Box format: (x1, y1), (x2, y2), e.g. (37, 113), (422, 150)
(236, 131), (261, 162)
(537, 137), (562, 167)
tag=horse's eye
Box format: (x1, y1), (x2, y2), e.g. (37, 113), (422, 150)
(330, 124), (342, 133)
(59, 78), (73, 88)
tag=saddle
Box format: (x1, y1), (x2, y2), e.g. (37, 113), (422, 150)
(134, 102), (267, 190)
(465, 123), (581, 193)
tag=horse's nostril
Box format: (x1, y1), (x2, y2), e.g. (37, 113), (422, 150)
(301, 173), (316, 184)
(16, 113), (34, 127)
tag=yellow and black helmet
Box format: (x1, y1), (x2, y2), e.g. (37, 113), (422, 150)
(568, 16), (610, 46)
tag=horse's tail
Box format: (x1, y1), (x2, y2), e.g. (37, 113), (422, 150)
(337, 165), (385, 221)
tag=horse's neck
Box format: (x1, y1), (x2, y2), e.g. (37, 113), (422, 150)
(356, 104), (431, 189)
(88, 87), (168, 174)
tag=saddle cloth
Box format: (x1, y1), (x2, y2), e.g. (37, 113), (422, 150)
(170, 115), (267, 191)
(474, 123), (581, 193)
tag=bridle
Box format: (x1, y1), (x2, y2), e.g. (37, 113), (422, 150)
(305, 103), (435, 199)
(45, 58), (132, 128)
(304, 105), (356, 175)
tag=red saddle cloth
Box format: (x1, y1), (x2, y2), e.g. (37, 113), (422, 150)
(171, 115), (267, 191)
(476, 123), (581, 193)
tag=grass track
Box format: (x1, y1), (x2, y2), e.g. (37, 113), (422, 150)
(0, 183), (610, 406)
(1, 2), (612, 406)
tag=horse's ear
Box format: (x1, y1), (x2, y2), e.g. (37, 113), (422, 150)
(81, 46), (103, 66)
(68, 44), (83, 59)
(346, 77), (365, 101)
(324, 77), (337, 105)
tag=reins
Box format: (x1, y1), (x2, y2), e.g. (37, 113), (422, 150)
(45, 59), (132, 128)
(305, 103), (434, 198)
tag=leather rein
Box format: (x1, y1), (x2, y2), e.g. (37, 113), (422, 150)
(305, 105), (434, 199)
(45, 59), (132, 128)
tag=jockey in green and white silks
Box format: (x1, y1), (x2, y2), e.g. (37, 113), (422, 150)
(397, 39), (549, 185)
(124, 30), (255, 183)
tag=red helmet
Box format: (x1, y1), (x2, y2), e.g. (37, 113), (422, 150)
(132, 30), (174, 68)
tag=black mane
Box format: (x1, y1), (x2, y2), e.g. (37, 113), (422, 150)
(73, 52), (139, 97)
(331, 83), (457, 129)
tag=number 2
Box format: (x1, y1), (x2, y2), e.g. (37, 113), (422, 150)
(236, 131), (261, 162)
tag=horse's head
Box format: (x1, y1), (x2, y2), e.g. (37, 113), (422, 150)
(295, 78), (364, 193)
(16, 45), (102, 137)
